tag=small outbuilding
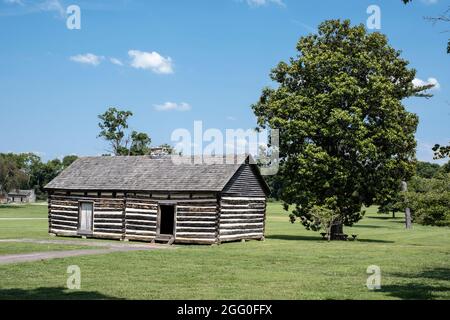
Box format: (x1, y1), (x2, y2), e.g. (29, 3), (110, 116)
(44, 155), (270, 244)
(7, 189), (36, 203)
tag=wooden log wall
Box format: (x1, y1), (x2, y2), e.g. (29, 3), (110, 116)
(48, 193), (124, 240)
(48, 191), (221, 244)
(218, 196), (266, 242)
(124, 197), (158, 241)
(92, 197), (124, 239)
(48, 194), (79, 236)
(175, 198), (219, 244)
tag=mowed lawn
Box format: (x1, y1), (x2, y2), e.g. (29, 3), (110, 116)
(0, 202), (449, 299)
(0, 204), (102, 254)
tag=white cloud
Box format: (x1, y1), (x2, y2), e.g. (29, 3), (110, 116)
(70, 53), (104, 66)
(128, 50), (174, 74)
(109, 57), (123, 66)
(245, 0), (285, 7)
(412, 77), (440, 90)
(226, 116), (237, 121)
(154, 102), (191, 112)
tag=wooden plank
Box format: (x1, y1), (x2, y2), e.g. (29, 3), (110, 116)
(125, 230), (156, 235)
(177, 211), (217, 216)
(221, 197), (266, 201)
(50, 219), (78, 225)
(220, 214), (264, 219)
(175, 238), (216, 244)
(125, 208), (157, 213)
(176, 226), (216, 231)
(219, 232), (263, 239)
(125, 223), (157, 229)
(50, 229), (78, 236)
(125, 219), (156, 224)
(50, 214), (78, 221)
(220, 228), (264, 235)
(221, 208), (265, 213)
(50, 223), (77, 230)
(50, 209), (78, 215)
(175, 232), (216, 238)
(176, 216), (216, 221)
(93, 228), (123, 234)
(220, 223), (264, 229)
(50, 204), (78, 209)
(125, 213), (157, 219)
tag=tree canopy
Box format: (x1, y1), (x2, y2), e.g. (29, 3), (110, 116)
(98, 107), (152, 156)
(252, 20), (429, 236)
(0, 153), (78, 198)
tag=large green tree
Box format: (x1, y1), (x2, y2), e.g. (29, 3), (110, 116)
(252, 20), (429, 238)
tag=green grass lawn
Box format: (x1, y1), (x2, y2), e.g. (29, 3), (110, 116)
(0, 203), (449, 300)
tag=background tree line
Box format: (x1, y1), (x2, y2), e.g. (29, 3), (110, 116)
(266, 160), (450, 227)
(0, 153), (78, 199)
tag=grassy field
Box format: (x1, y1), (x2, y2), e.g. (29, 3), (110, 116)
(0, 202), (449, 299)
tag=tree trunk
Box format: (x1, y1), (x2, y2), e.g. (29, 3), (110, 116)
(392, 210), (395, 219)
(401, 181), (412, 229)
(330, 222), (343, 240)
(405, 208), (412, 229)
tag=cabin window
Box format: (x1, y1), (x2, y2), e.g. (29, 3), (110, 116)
(159, 205), (175, 235)
(79, 202), (93, 234)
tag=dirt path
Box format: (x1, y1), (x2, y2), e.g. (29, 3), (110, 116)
(0, 238), (172, 265)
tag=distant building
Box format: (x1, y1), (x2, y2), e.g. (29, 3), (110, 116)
(149, 146), (172, 156)
(7, 190), (36, 203)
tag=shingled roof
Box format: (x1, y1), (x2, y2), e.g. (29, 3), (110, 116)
(45, 155), (267, 192)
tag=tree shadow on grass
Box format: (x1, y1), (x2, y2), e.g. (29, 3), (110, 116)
(391, 267), (450, 282)
(266, 234), (394, 243)
(382, 267), (450, 300)
(0, 205), (25, 210)
(382, 283), (450, 300)
(0, 286), (123, 300)
(369, 216), (403, 221)
(351, 225), (384, 229)
(355, 238), (394, 243)
(266, 234), (323, 241)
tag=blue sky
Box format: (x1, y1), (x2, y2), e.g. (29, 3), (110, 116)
(0, 0), (449, 163)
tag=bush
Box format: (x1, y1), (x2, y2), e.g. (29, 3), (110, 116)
(405, 174), (450, 226)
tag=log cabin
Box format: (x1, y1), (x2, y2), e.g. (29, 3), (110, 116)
(44, 155), (270, 245)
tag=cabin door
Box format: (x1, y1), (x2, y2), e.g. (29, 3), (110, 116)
(158, 204), (175, 235)
(79, 202), (93, 234)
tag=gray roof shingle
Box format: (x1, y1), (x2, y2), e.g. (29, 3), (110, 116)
(45, 155), (254, 192)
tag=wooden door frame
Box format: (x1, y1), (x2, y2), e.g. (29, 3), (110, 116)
(77, 200), (94, 236)
(156, 201), (177, 237)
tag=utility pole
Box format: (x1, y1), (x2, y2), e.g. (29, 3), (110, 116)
(401, 181), (412, 229)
